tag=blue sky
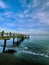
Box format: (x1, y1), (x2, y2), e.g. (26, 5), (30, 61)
(0, 0), (49, 34)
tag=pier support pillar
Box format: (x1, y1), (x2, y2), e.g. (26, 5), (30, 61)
(3, 40), (6, 52)
(13, 38), (15, 46)
(17, 38), (19, 42)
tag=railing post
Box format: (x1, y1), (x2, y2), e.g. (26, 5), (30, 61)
(7, 32), (8, 36)
(9, 32), (12, 36)
(1, 30), (4, 37)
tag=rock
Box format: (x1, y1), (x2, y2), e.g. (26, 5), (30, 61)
(4, 49), (16, 54)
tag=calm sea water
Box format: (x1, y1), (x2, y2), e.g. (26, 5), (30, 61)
(0, 34), (49, 65)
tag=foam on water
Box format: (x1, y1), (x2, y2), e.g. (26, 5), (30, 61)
(19, 50), (49, 57)
(5, 46), (49, 58)
(17, 47), (49, 58)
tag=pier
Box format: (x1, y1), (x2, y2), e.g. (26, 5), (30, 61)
(0, 31), (29, 53)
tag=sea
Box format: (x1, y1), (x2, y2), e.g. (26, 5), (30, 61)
(0, 34), (49, 65)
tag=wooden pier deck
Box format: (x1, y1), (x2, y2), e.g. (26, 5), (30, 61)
(0, 31), (29, 53)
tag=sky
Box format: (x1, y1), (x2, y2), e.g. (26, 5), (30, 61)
(0, 0), (49, 34)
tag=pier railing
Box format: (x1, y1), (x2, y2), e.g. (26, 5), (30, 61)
(0, 31), (29, 52)
(0, 31), (29, 40)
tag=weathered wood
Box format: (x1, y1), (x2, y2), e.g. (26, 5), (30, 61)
(0, 31), (29, 39)
(9, 32), (12, 36)
(1, 30), (4, 37)
(13, 38), (15, 46)
(0, 31), (29, 53)
(17, 38), (20, 42)
(6, 32), (9, 36)
(3, 40), (7, 52)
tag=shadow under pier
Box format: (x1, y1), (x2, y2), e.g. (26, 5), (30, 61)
(14, 37), (25, 46)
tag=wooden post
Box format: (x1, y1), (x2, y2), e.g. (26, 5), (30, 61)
(13, 33), (15, 46)
(9, 32), (12, 36)
(1, 30), (4, 37)
(3, 40), (6, 52)
(17, 38), (19, 42)
(13, 32), (15, 36)
(13, 38), (15, 46)
(7, 32), (8, 36)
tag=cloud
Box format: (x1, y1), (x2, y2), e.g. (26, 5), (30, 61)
(40, 1), (49, 11)
(3, 11), (12, 17)
(0, 27), (16, 33)
(1, 9), (49, 33)
(0, 1), (7, 8)
(15, 27), (49, 34)
(26, 0), (40, 11)
(4, 22), (17, 28)
(32, 30), (49, 34)
(31, 0), (40, 8)
(0, 0), (49, 34)
(19, 0), (26, 7)
(34, 12), (49, 25)
(23, 9), (29, 14)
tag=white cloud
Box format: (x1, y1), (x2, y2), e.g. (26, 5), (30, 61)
(0, 1), (7, 8)
(40, 1), (49, 11)
(32, 0), (40, 8)
(3, 11), (12, 17)
(0, 27), (17, 33)
(27, 0), (40, 9)
(19, 0), (26, 7)
(17, 13), (24, 18)
(0, 0), (49, 34)
(15, 27), (49, 34)
(23, 9), (28, 14)
(35, 12), (49, 24)
(4, 23), (16, 27)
